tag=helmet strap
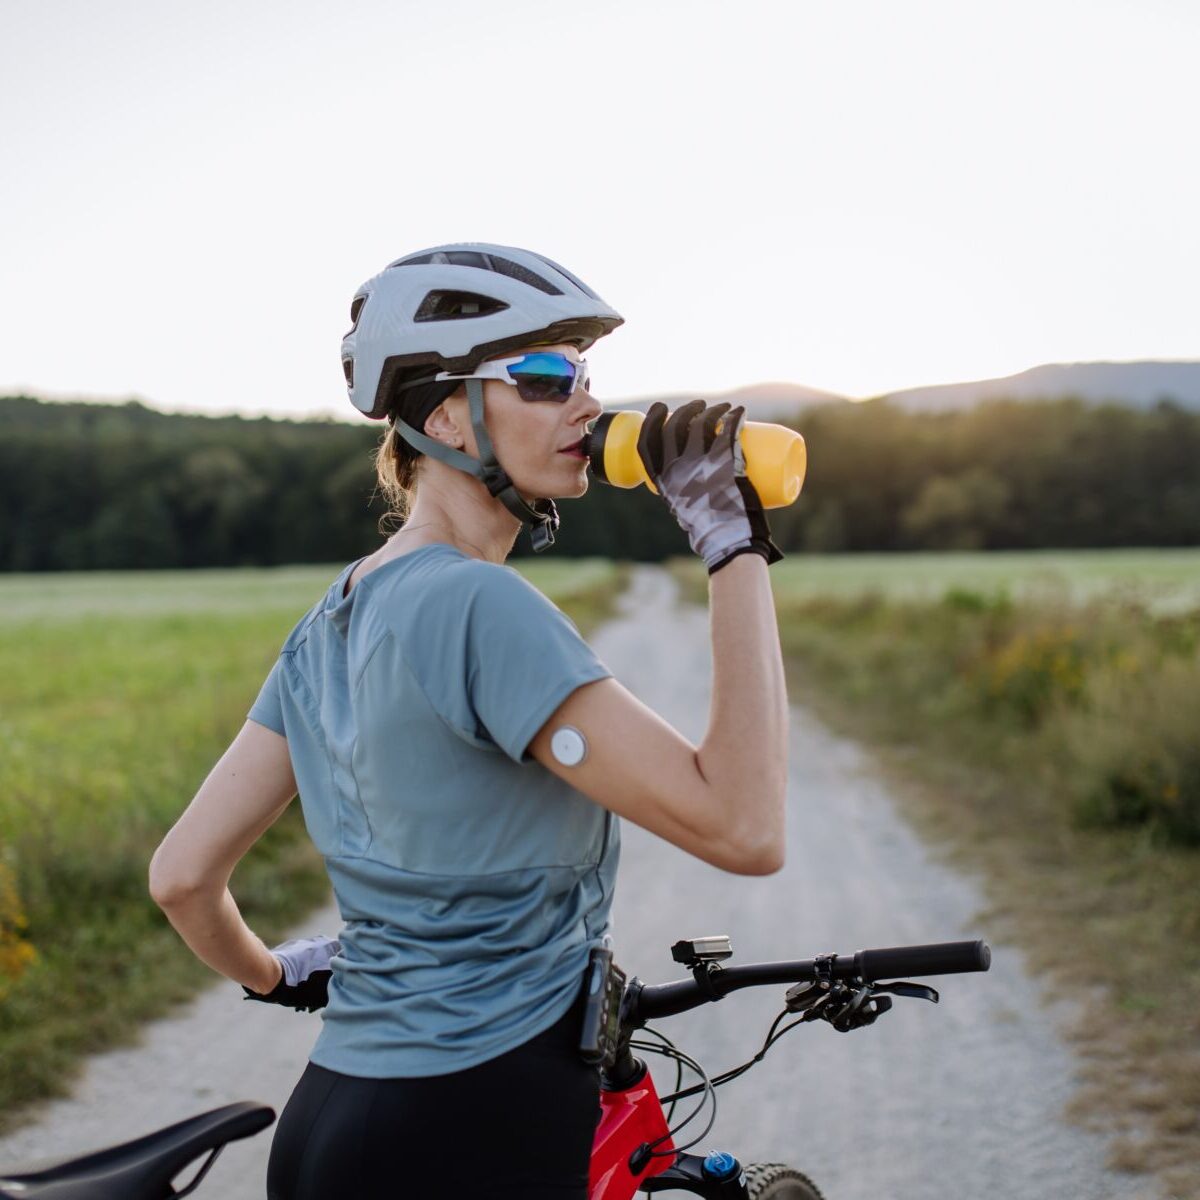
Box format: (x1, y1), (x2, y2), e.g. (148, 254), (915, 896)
(392, 380), (559, 552)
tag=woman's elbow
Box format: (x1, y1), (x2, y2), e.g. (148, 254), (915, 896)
(148, 856), (183, 908)
(732, 836), (785, 876)
(713, 788), (787, 876)
(148, 845), (210, 908)
(702, 824), (785, 876)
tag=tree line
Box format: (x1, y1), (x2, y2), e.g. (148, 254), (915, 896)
(1, 393), (1196, 571)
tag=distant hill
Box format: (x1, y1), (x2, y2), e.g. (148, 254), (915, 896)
(16, 361), (1200, 434)
(605, 381), (848, 419)
(880, 361), (1200, 413)
(609, 362), (1200, 421)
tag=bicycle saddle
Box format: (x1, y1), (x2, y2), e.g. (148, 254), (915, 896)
(0, 1101), (275, 1200)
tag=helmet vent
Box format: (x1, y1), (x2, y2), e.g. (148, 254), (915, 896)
(390, 250), (563, 296)
(528, 253), (601, 300)
(485, 255), (563, 295)
(342, 358), (354, 387)
(349, 295), (366, 328)
(414, 289), (510, 322)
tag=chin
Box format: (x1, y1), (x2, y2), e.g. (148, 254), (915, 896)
(519, 464), (590, 502)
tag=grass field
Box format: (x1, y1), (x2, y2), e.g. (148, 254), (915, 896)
(762, 548), (1200, 611)
(675, 549), (1200, 1198)
(0, 558), (624, 1128)
(0, 557), (624, 622)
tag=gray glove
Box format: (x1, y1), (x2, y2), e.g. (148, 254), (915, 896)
(242, 934), (341, 1013)
(636, 400), (783, 574)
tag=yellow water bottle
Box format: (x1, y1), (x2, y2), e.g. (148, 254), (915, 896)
(584, 409), (807, 509)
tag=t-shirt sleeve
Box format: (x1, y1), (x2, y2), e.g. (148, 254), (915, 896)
(464, 566), (613, 763)
(247, 657), (287, 736)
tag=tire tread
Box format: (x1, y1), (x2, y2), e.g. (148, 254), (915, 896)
(744, 1160), (825, 1200)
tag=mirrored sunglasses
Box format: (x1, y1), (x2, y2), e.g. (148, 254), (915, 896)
(435, 352), (591, 403)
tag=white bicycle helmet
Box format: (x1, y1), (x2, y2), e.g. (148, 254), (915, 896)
(342, 243), (623, 551)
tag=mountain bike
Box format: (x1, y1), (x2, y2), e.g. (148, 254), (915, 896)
(0, 935), (990, 1199)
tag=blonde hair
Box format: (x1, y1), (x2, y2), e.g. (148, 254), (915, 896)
(372, 377), (462, 530)
(373, 420), (420, 530)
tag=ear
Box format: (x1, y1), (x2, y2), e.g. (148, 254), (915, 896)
(423, 389), (467, 450)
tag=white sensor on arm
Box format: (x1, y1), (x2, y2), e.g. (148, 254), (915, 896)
(550, 725), (588, 767)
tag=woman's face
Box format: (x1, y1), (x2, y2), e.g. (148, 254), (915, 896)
(440, 342), (602, 502)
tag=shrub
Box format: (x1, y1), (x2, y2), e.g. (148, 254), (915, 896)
(766, 571), (1200, 848)
(1068, 656), (1200, 845)
(0, 860), (36, 1000)
(977, 625), (1087, 726)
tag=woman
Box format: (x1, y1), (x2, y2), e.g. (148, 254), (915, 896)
(149, 243), (789, 1198)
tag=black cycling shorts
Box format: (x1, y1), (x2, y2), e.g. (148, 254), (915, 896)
(266, 992), (599, 1199)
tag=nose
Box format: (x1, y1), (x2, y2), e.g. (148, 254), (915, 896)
(572, 387), (602, 425)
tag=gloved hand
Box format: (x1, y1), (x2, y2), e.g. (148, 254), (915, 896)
(636, 400), (783, 574)
(242, 935), (341, 1013)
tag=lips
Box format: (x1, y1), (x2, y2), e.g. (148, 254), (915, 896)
(559, 438), (587, 459)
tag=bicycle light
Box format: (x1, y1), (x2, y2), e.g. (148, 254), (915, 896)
(670, 936), (733, 967)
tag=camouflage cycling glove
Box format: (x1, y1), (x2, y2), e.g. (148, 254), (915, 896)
(636, 400), (783, 575)
(242, 934), (340, 1014)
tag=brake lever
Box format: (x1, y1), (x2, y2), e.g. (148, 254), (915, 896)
(873, 980), (939, 1004)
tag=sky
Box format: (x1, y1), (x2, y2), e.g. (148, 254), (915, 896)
(2, 0), (1197, 421)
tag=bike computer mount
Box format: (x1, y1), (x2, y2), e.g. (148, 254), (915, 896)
(784, 952), (940, 1033)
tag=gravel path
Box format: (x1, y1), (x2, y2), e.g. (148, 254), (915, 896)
(0, 566), (1152, 1199)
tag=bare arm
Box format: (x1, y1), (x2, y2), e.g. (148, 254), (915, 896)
(148, 719), (296, 994)
(698, 551), (789, 853)
(529, 553), (788, 874)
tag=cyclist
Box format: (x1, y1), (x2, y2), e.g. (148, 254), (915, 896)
(148, 243), (789, 1199)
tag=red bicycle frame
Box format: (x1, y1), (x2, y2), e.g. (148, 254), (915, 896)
(589, 1067), (675, 1198)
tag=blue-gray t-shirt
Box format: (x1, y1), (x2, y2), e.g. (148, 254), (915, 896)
(247, 544), (619, 1077)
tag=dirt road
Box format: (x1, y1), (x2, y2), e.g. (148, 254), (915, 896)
(0, 567), (1151, 1198)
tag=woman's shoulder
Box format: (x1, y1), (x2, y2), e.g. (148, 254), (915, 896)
(380, 545), (540, 591)
(364, 547), (559, 627)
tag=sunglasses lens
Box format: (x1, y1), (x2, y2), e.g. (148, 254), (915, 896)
(506, 352), (577, 402)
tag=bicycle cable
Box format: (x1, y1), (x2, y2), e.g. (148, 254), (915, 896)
(633, 1025), (684, 1122)
(619, 998), (817, 1158)
(656, 1008), (806, 1105)
(626, 1037), (717, 1157)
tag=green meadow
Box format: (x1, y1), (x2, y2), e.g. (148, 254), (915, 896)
(762, 547), (1200, 611)
(0, 559), (624, 1127)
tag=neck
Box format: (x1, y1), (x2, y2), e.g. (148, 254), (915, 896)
(391, 461), (523, 565)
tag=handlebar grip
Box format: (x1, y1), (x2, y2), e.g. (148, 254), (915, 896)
(855, 939), (991, 980)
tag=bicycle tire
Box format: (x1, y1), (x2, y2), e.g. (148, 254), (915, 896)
(743, 1161), (825, 1199)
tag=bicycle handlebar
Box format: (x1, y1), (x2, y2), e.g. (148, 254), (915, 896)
(631, 939), (990, 1023)
(857, 939), (990, 980)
